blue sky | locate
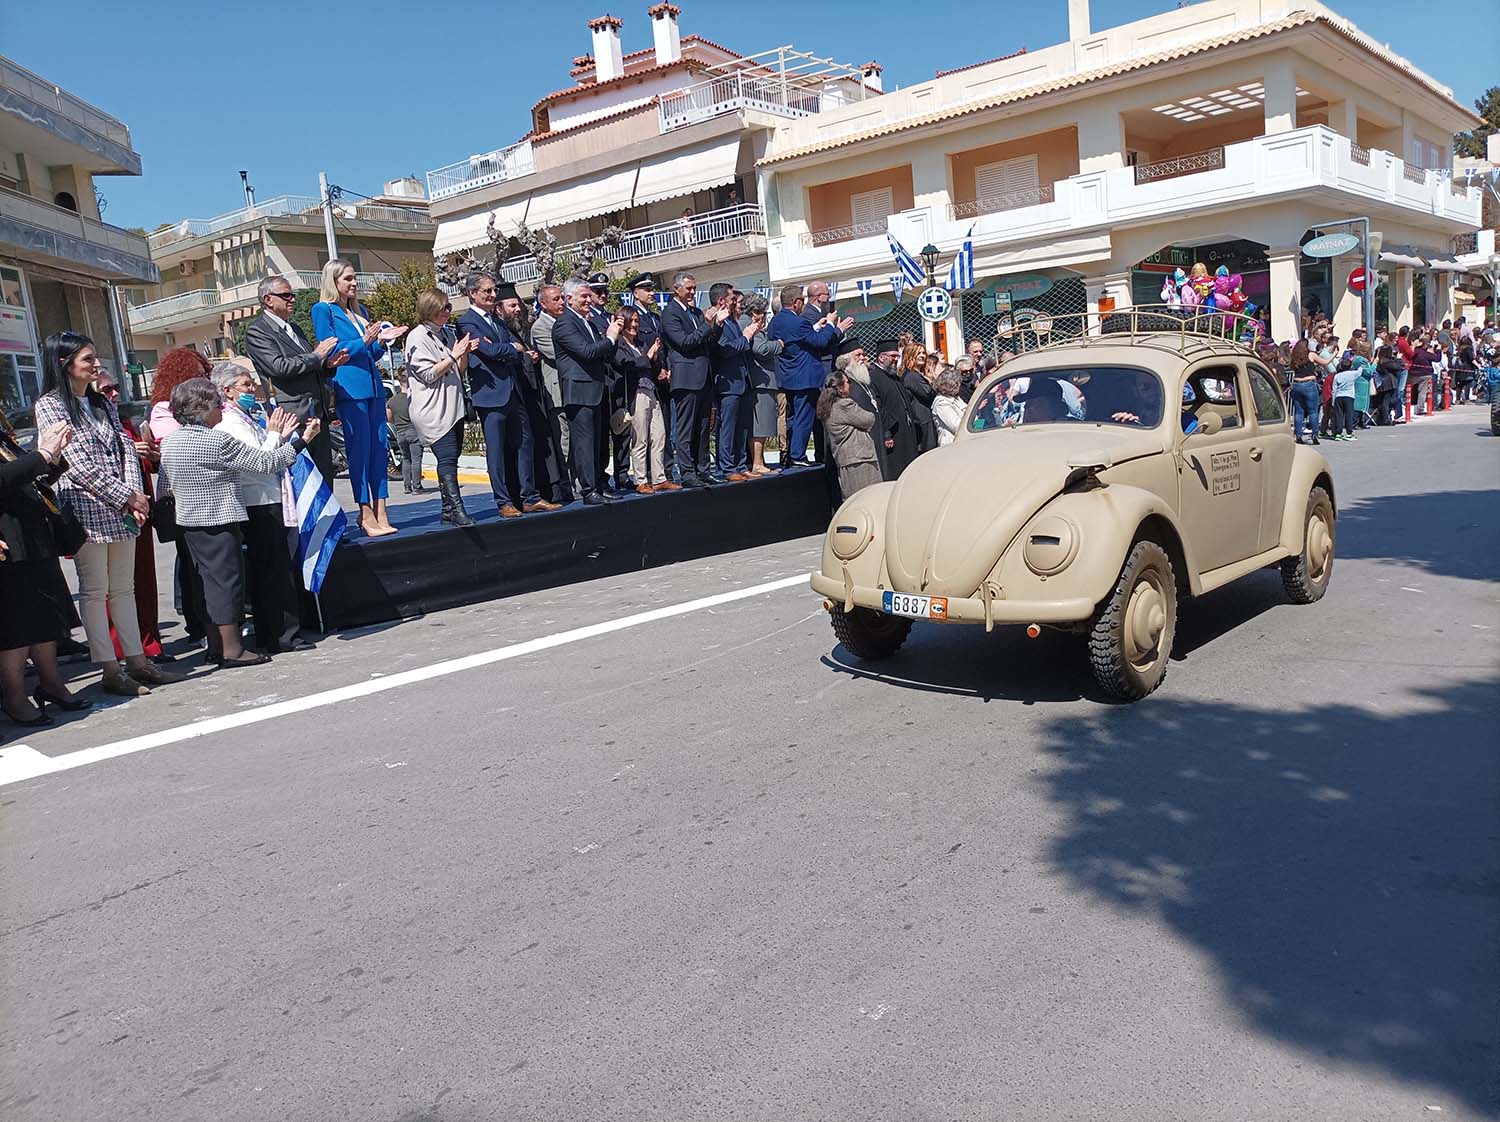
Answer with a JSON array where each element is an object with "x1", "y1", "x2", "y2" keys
[{"x1": 4, "y1": 0, "x2": 1492, "y2": 230}]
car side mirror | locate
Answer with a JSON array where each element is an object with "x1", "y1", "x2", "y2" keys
[{"x1": 1194, "y1": 410, "x2": 1223, "y2": 436}]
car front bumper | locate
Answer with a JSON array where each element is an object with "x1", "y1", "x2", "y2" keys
[{"x1": 808, "y1": 571, "x2": 1096, "y2": 627}]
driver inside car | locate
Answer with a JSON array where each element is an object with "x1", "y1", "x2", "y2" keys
[{"x1": 1004, "y1": 377, "x2": 1069, "y2": 425}]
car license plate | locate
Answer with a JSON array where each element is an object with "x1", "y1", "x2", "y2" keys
[{"x1": 883, "y1": 591, "x2": 948, "y2": 620}]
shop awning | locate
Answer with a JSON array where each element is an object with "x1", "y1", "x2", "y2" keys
[
  {"x1": 1423, "y1": 253, "x2": 1466, "y2": 272},
  {"x1": 524, "y1": 165, "x2": 639, "y2": 231},
  {"x1": 433, "y1": 195, "x2": 532, "y2": 256},
  {"x1": 633, "y1": 137, "x2": 741, "y2": 207},
  {"x1": 1378, "y1": 246, "x2": 1427, "y2": 269}
]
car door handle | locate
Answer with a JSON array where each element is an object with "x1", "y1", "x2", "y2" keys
[{"x1": 1248, "y1": 447, "x2": 1263, "y2": 461}]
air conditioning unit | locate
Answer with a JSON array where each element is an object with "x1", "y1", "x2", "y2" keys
[{"x1": 180, "y1": 260, "x2": 196, "y2": 276}]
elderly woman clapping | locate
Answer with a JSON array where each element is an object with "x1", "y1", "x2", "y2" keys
[
  {"x1": 209, "y1": 361, "x2": 310, "y2": 656},
  {"x1": 159, "y1": 377, "x2": 319, "y2": 668}
]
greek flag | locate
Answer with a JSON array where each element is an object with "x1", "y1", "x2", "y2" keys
[
  {"x1": 945, "y1": 227, "x2": 975, "y2": 292},
  {"x1": 290, "y1": 452, "x2": 347, "y2": 597},
  {"x1": 887, "y1": 234, "x2": 926, "y2": 288},
  {"x1": 891, "y1": 274, "x2": 907, "y2": 303},
  {"x1": 654, "y1": 292, "x2": 670, "y2": 310},
  {"x1": 754, "y1": 284, "x2": 772, "y2": 300},
  {"x1": 855, "y1": 279, "x2": 872, "y2": 307},
  {"x1": 826, "y1": 281, "x2": 840, "y2": 302}
]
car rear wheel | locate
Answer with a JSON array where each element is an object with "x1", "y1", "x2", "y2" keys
[
  {"x1": 1088, "y1": 540, "x2": 1177, "y2": 701},
  {"x1": 1280, "y1": 485, "x2": 1334, "y2": 604},
  {"x1": 830, "y1": 605, "x2": 912, "y2": 660}
]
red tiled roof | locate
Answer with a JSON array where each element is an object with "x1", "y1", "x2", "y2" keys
[{"x1": 935, "y1": 46, "x2": 1027, "y2": 79}]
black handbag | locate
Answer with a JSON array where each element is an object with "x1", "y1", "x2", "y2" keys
[
  {"x1": 46, "y1": 493, "x2": 88, "y2": 556},
  {"x1": 152, "y1": 493, "x2": 181, "y2": 544}
]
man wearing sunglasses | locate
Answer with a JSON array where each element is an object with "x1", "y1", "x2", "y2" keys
[{"x1": 244, "y1": 275, "x2": 348, "y2": 483}]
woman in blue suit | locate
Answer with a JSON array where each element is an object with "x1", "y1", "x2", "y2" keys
[{"x1": 311, "y1": 259, "x2": 407, "y2": 536}]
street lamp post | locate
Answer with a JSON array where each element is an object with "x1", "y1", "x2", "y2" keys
[{"x1": 920, "y1": 243, "x2": 939, "y2": 288}]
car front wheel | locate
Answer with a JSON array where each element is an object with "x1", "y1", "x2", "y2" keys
[
  {"x1": 1088, "y1": 540, "x2": 1177, "y2": 701},
  {"x1": 1280, "y1": 485, "x2": 1334, "y2": 604},
  {"x1": 830, "y1": 605, "x2": 913, "y2": 660}
]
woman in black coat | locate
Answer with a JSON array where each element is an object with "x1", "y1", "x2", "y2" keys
[{"x1": 0, "y1": 410, "x2": 91, "y2": 725}]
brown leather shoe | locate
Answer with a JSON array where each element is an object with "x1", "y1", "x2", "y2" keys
[
  {"x1": 498, "y1": 504, "x2": 524, "y2": 518},
  {"x1": 654, "y1": 481, "x2": 683, "y2": 492},
  {"x1": 726, "y1": 472, "x2": 751, "y2": 482},
  {"x1": 101, "y1": 672, "x2": 150, "y2": 698},
  {"x1": 635, "y1": 484, "x2": 656, "y2": 495},
  {"x1": 523, "y1": 499, "x2": 562, "y2": 512}
]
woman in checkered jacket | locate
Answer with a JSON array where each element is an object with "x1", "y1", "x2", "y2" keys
[
  {"x1": 159, "y1": 378, "x2": 319, "y2": 669},
  {"x1": 33, "y1": 332, "x2": 183, "y2": 698}
]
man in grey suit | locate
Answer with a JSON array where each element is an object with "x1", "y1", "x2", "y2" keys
[
  {"x1": 242, "y1": 275, "x2": 347, "y2": 482},
  {"x1": 528, "y1": 283, "x2": 574, "y2": 504}
]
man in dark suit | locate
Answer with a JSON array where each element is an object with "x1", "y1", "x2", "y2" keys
[
  {"x1": 551, "y1": 277, "x2": 622, "y2": 505},
  {"x1": 800, "y1": 280, "x2": 844, "y2": 467},
  {"x1": 661, "y1": 271, "x2": 729, "y2": 487},
  {"x1": 587, "y1": 271, "x2": 631, "y2": 491},
  {"x1": 456, "y1": 273, "x2": 558, "y2": 518},
  {"x1": 243, "y1": 275, "x2": 347, "y2": 482},
  {"x1": 770, "y1": 285, "x2": 848, "y2": 466},
  {"x1": 707, "y1": 284, "x2": 757, "y2": 481},
  {"x1": 631, "y1": 272, "x2": 675, "y2": 477}
]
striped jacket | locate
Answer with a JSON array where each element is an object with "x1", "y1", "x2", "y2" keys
[
  {"x1": 160, "y1": 424, "x2": 303, "y2": 528},
  {"x1": 32, "y1": 390, "x2": 145, "y2": 544}
]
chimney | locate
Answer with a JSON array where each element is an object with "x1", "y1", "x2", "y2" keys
[
  {"x1": 588, "y1": 15, "x2": 624, "y2": 83},
  {"x1": 1067, "y1": 0, "x2": 1090, "y2": 40},
  {"x1": 648, "y1": 3, "x2": 681, "y2": 66},
  {"x1": 861, "y1": 61, "x2": 883, "y2": 93}
]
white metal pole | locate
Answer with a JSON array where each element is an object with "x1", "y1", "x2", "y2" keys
[{"x1": 319, "y1": 171, "x2": 339, "y2": 260}]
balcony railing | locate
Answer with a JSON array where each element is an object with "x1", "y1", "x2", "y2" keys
[
  {"x1": 1133, "y1": 147, "x2": 1226, "y2": 184},
  {"x1": 1452, "y1": 232, "x2": 1479, "y2": 255},
  {"x1": 800, "y1": 217, "x2": 891, "y2": 249},
  {"x1": 126, "y1": 288, "x2": 219, "y2": 329},
  {"x1": 426, "y1": 140, "x2": 536, "y2": 201},
  {"x1": 0, "y1": 186, "x2": 155, "y2": 277},
  {"x1": 1350, "y1": 143, "x2": 1371, "y2": 166},
  {"x1": 147, "y1": 196, "x2": 432, "y2": 253},
  {"x1": 498, "y1": 204, "x2": 765, "y2": 283},
  {"x1": 1402, "y1": 164, "x2": 1428, "y2": 184},
  {"x1": 126, "y1": 272, "x2": 401, "y2": 331},
  {"x1": 0, "y1": 55, "x2": 132, "y2": 148},
  {"x1": 659, "y1": 71, "x2": 822, "y2": 132},
  {"x1": 949, "y1": 183, "x2": 1056, "y2": 220}
]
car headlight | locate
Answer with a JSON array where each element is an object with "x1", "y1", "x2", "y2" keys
[
  {"x1": 830, "y1": 507, "x2": 873, "y2": 560},
  {"x1": 1023, "y1": 514, "x2": 1079, "y2": 576}
]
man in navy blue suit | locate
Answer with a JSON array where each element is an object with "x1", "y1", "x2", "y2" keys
[
  {"x1": 551, "y1": 277, "x2": 623, "y2": 505},
  {"x1": 456, "y1": 274, "x2": 559, "y2": 517},
  {"x1": 770, "y1": 285, "x2": 850, "y2": 466},
  {"x1": 707, "y1": 283, "x2": 759, "y2": 481},
  {"x1": 661, "y1": 271, "x2": 730, "y2": 487}
]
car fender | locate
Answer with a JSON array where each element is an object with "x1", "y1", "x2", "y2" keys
[
  {"x1": 820, "y1": 482, "x2": 897, "y2": 589},
  {"x1": 1276, "y1": 447, "x2": 1336, "y2": 555},
  {"x1": 988, "y1": 482, "x2": 1202, "y2": 604}
]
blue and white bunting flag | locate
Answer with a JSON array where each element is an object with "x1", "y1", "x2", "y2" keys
[
  {"x1": 619, "y1": 291, "x2": 635, "y2": 307},
  {"x1": 826, "y1": 281, "x2": 840, "y2": 302},
  {"x1": 945, "y1": 226, "x2": 975, "y2": 292},
  {"x1": 887, "y1": 234, "x2": 926, "y2": 288},
  {"x1": 754, "y1": 284, "x2": 772, "y2": 300},
  {"x1": 654, "y1": 292, "x2": 670, "y2": 310},
  {"x1": 855, "y1": 279, "x2": 872, "y2": 307},
  {"x1": 290, "y1": 451, "x2": 347, "y2": 597},
  {"x1": 891, "y1": 274, "x2": 906, "y2": 303}
]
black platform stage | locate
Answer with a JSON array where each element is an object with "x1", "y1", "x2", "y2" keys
[{"x1": 316, "y1": 468, "x2": 833, "y2": 629}]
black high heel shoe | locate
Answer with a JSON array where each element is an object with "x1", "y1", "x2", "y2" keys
[
  {"x1": 33, "y1": 687, "x2": 92, "y2": 713},
  {"x1": 2, "y1": 702, "x2": 52, "y2": 727}
]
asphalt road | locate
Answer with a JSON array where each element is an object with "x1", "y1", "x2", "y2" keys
[{"x1": 3, "y1": 406, "x2": 1497, "y2": 1122}]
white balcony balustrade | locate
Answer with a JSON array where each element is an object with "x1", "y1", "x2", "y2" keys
[
  {"x1": 426, "y1": 141, "x2": 536, "y2": 202},
  {"x1": 125, "y1": 288, "x2": 219, "y2": 330},
  {"x1": 769, "y1": 126, "x2": 1482, "y2": 283},
  {"x1": 147, "y1": 197, "x2": 431, "y2": 253},
  {"x1": 127, "y1": 273, "x2": 400, "y2": 332},
  {"x1": 499, "y1": 204, "x2": 765, "y2": 284},
  {"x1": 659, "y1": 72, "x2": 822, "y2": 132}
]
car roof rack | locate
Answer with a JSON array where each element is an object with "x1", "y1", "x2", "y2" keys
[{"x1": 998, "y1": 306, "x2": 1268, "y2": 361}]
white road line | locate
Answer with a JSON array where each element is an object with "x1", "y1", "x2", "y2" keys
[{"x1": 0, "y1": 573, "x2": 813, "y2": 789}]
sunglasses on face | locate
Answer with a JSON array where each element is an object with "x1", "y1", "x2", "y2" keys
[{"x1": 269, "y1": 291, "x2": 294, "y2": 300}]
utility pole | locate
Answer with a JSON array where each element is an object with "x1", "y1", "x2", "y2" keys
[{"x1": 319, "y1": 170, "x2": 339, "y2": 261}]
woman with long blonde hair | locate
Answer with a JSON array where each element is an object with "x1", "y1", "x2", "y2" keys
[{"x1": 310, "y1": 258, "x2": 407, "y2": 536}]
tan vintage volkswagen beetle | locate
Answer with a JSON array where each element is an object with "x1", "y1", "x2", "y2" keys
[{"x1": 809, "y1": 312, "x2": 1335, "y2": 700}]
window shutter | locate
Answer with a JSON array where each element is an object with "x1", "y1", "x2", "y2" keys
[
  {"x1": 975, "y1": 154, "x2": 1040, "y2": 200},
  {"x1": 850, "y1": 186, "x2": 894, "y2": 230}
]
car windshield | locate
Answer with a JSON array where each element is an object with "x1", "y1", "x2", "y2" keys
[{"x1": 968, "y1": 366, "x2": 1165, "y2": 432}]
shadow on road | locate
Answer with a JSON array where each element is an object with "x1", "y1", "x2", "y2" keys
[
  {"x1": 1336, "y1": 488, "x2": 1499, "y2": 583},
  {"x1": 1037, "y1": 676, "x2": 1500, "y2": 1114}
]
